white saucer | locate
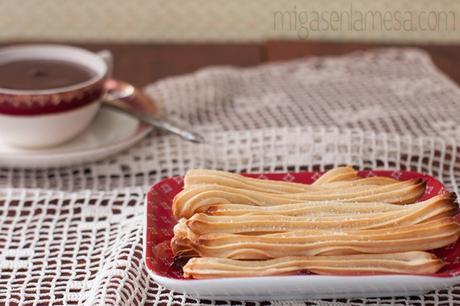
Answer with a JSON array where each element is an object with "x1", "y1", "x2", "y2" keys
[{"x1": 0, "y1": 107, "x2": 151, "y2": 168}]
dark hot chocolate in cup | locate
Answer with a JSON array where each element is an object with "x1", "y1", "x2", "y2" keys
[{"x1": 0, "y1": 59, "x2": 96, "y2": 91}]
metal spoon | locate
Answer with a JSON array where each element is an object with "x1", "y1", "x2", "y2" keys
[{"x1": 101, "y1": 81, "x2": 204, "y2": 144}]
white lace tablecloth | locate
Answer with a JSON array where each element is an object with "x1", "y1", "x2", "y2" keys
[{"x1": 2, "y1": 48, "x2": 460, "y2": 306}]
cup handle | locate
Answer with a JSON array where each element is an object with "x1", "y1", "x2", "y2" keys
[{"x1": 97, "y1": 50, "x2": 113, "y2": 77}]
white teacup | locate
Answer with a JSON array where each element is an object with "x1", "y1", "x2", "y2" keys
[{"x1": 0, "y1": 44, "x2": 112, "y2": 148}]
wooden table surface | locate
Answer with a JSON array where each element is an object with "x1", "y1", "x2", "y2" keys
[{"x1": 8, "y1": 41, "x2": 459, "y2": 87}]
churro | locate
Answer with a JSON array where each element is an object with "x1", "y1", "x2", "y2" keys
[
  {"x1": 183, "y1": 193, "x2": 454, "y2": 235},
  {"x1": 173, "y1": 178, "x2": 425, "y2": 218},
  {"x1": 173, "y1": 217, "x2": 459, "y2": 259},
  {"x1": 183, "y1": 252, "x2": 444, "y2": 279}
]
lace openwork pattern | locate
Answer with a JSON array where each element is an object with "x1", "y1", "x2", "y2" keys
[{"x1": 1, "y1": 49, "x2": 460, "y2": 305}]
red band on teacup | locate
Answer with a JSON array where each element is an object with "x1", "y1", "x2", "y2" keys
[{"x1": 0, "y1": 81, "x2": 104, "y2": 116}]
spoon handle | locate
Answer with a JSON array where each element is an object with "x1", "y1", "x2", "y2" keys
[
  {"x1": 102, "y1": 103, "x2": 204, "y2": 143},
  {"x1": 102, "y1": 79, "x2": 204, "y2": 144}
]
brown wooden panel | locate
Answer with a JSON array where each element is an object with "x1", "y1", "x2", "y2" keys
[
  {"x1": 0, "y1": 42, "x2": 263, "y2": 87},
  {"x1": 266, "y1": 41, "x2": 460, "y2": 85},
  {"x1": 78, "y1": 43, "x2": 263, "y2": 87}
]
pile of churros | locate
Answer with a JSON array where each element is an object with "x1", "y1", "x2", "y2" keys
[{"x1": 170, "y1": 167, "x2": 460, "y2": 279}]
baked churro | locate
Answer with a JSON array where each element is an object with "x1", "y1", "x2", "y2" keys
[
  {"x1": 183, "y1": 252, "x2": 444, "y2": 279},
  {"x1": 167, "y1": 167, "x2": 458, "y2": 278}
]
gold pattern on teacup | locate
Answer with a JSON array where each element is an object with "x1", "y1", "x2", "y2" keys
[{"x1": 0, "y1": 80, "x2": 104, "y2": 108}]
